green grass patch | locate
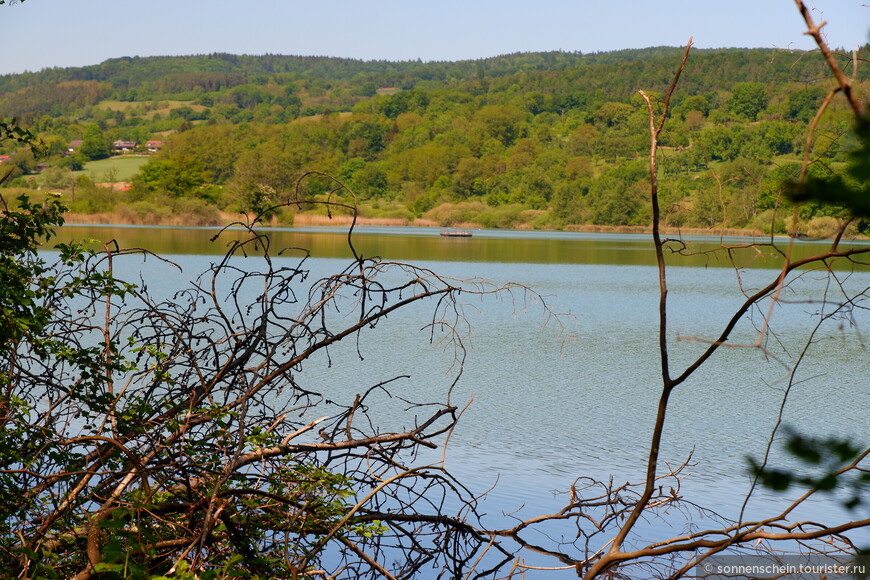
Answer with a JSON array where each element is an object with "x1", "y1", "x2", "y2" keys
[{"x1": 75, "y1": 156, "x2": 151, "y2": 182}]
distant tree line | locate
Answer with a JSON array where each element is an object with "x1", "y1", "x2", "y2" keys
[{"x1": 1, "y1": 46, "x2": 867, "y2": 232}]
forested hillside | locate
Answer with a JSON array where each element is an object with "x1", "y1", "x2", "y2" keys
[{"x1": 1, "y1": 46, "x2": 867, "y2": 233}]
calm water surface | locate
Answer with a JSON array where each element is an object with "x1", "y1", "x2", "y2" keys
[
  {"x1": 58, "y1": 223, "x2": 870, "y2": 268},
  {"x1": 55, "y1": 225, "x2": 870, "y2": 572}
]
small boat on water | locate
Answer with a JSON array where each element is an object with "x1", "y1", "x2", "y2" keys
[{"x1": 439, "y1": 230, "x2": 473, "y2": 237}]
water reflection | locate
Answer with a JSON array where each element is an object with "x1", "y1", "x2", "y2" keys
[{"x1": 56, "y1": 224, "x2": 870, "y2": 269}]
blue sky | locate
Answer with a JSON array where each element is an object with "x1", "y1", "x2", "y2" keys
[{"x1": 1, "y1": 0, "x2": 867, "y2": 75}]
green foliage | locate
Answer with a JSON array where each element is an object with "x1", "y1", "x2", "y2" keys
[
  {"x1": 342, "y1": 118, "x2": 393, "y2": 159},
  {"x1": 594, "y1": 102, "x2": 634, "y2": 127},
  {"x1": 133, "y1": 154, "x2": 208, "y2": 197},
  {"x1": 0, "y1": 148, "x2": 37, "y2": 183},
  {"x1": 785, "y1": 86, "x2": 827, "y2": 122},
  {"x1": 0, "y1": 118, "x2": 41, "y2": 152},
  {"x1": 0, "y1": 80, "x2": 109, "y2": 119},
  {"x1": 79, "y1": 123, "x2": 111, "y2": 160},
  {"x1": 377, "y1": 89, "x2": 429, "y2": 118},
  {"x1": 38, "y1": 165, "x2": 72, "y2": 189},
  {"x1": 786, "y1": 117, "x2": 870, "y2": 219},
  {"x1": 589, "y1": 173, "x2": 650, "y2": 225},
  {"x1": 0, "y1": 194, "x2": 63, "y2": 346},
  {"x1": 728, "y1": 82, "x2": 769, "y2": 121},
  {"x1": 475, "y1": 105, "x2": 526, "y2": 147},
  {"x1": 58, "y1": 151, "x2": 86, "y2": 171},
  {"x1": 697, "y1": 124, "x2": 742, "y2": 161},
  {"x1": 677, "y1": 94, "x2": 711, "y2": 117},
  {"x1": 749, "y1": 427, "x2": 869, "y2": 511},
  {"x1": 2, "y1": 47, "x2": 866, "y2": 230}
]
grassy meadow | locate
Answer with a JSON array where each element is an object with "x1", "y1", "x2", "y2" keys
[{"x1": 75, "y1": 155, "x2": 151, "y2": 182}]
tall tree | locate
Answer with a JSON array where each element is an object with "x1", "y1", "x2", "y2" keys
[
  {"x1": 79, "y1": 124, "x2": 111, "y2": 160},
  {"x1": 728, "y1": 81, "x2": 769, "y2": 121}
]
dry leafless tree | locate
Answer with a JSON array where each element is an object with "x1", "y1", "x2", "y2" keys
[{"x1": 488, "y1": 3, "x2": 869, "y2": 578}]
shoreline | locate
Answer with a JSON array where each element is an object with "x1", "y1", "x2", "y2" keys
[{"x1": 62, "y1": 211, "x2": 767, "y2": 238}]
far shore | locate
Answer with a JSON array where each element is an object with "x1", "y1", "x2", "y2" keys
[{"x1": 61, "y1": 211, "x2": 770, "y2": 238}]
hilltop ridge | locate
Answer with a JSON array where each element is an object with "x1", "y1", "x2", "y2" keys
[{"x1": 1, "y1": 46, "x2": 867, "y2": 234}]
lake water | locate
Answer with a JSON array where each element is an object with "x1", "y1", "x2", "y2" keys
[{"x1": 54, "y1": 225, "x2": 870, "y2": 575}]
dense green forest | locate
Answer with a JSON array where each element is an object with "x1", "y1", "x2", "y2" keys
[{"x1": 1, "y1": 47, "x2": 868, "y2": 233}]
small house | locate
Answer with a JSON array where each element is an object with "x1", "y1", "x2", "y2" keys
[
  {"x1": 146, "y1": 140, "x2": 164, "y2": 153},
  {"x1": 112, "y1": 140, "x2": 138, "y2": 152}
]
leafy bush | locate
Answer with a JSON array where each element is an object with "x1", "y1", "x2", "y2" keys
[{"x1": 805, "y1": 215, "x2": 841, "y2": 238}]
